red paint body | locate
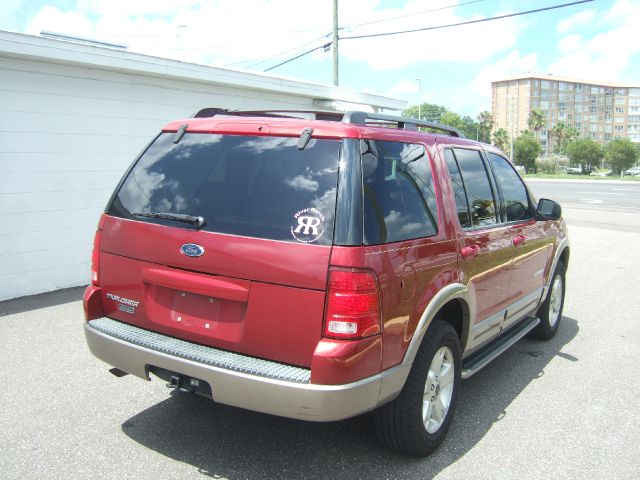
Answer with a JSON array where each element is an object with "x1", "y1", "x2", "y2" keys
[{"x1": 84, "y1": 115, "x2": 565, "y2": 385}]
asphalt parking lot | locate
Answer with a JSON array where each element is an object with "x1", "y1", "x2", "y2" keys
[{"x1": 1, "y1": 180, "x2": 639, "y2": 480}]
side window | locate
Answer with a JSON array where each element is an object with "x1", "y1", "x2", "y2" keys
[
  {"x1": 361, "y1": 140, "x2": 438, "y2": 245},
  {"x1": 452, "y1": 148, "x2": 498, "y2": 227},
  {"x1": 487, "y1": 153, "x2": 532, "y2": 222},
  {"x1": 444, "y1": 149, "x2": 472, "y2": 228}
]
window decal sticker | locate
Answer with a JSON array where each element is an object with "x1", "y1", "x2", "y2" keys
[{"x1": 291, "y1": 208, "x2": 325, "y2": 244}]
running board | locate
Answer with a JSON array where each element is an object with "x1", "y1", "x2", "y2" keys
[{"x1": 461, "y1": 316, "x2": 540, "y2": 379}]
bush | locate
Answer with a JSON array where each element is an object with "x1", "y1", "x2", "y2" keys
[
  {"x1": 606, "y1": 138, "x2": 638, "y2": 175},
  {"x1": 514, "y1": 134, "x2": 541, "y2": 173},
  {"x1": 566, "y1": 138, "x2": 603, "y2": 174},
  {"x1": 535, "y1": 155, "x2": 569, "y2": 174}
]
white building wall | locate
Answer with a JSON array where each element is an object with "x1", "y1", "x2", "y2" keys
[{"x1": 0, "y1": 32, "x2": 404, "y2": 301}]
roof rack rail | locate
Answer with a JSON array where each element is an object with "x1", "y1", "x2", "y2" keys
[
  {"x1": 342, "y1": 111, "x2": 465, "y2": 138},
  {"x1": 192, "y1": 108, "x2": 465, "y2": 138},
  {"x1": 193, "y1": 108, "x2": 343, "y2": 121}
]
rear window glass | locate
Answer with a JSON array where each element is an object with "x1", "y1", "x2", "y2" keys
[
  {"x1": 109, "y1": 133, "x2": 340, "y2": 245},
  {"x1": 444, "y1": 149, "x2": 472, "y2": 228},
  {"x1": 361, "y1": 139, "x2": 438, "y2": 245}
]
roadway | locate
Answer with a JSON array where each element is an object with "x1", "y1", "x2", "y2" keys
[
  {"x1": 527, "y1": 178, "x2": 640, "y2": 233},
  {"x1": 527, "y1": 178, "x2": 640, "y2": 212}
]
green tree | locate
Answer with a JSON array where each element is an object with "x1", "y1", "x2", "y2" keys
[
  {"x1": 403, "y1": 103, "x2": 478, "y2": 138},
  {"x1": 403, "y1": 103, "x2": 448, "y2": 122},
  {"x1": 527, "y1": 109, "x2": 545, "y2": 132},
  {"x1": 460, "y1": 115, "x2": 478, "y2": 140},
  {"x1": 492, "y1": 128, "x2": 509, "y2": 153},
  {"x1": 549, "y1": 123, "x2": 579, "y2": 154},
  {"x1": 605, "y1": 138, "x2": 639, "y2": 175},
  {"x1": 437, "y1": 111, "x2": 477, "y2": 139},
  {"x1": 477, "y1": 111, "x2": 494, "y2": 143},
  {"x1": 514, "y1": 132, "x2": 541, "y2": 173},
  {"x1": 566, "y1": 138, "x2": 603, "y2": 174}
]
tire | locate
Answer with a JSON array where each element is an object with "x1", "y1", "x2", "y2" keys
[
  {"x1": 530, "y1": 262, "x2": 566, "y2": 340},
  {"x1": 374, "y1": 320, "x2": 462, "y2": 457}
]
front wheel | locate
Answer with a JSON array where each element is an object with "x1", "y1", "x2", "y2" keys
[
  {"x1": 374, "y1": 320, "x2": 461, "y2": 457},
  {"x1": 531, "y1": 262, "x2": 566, "y2": 340}
]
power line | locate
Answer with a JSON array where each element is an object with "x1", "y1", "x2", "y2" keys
[
  {"x1": 342, "y1": 0, "x2": 594, "y2": 40},
  {"x1": 256, "y1": 0, "x2": 594, "y2": 73},
  {"x1": 247, "y1": 33, "x2": 331, "y2": 69},
  {"x1": 350, "y1": 0, "x2": 488, "y2": 29},
  {"x1": 222, "y1": 33, "x2": 330, "y2": 68},
  {"x1": 264, "y1": 42, "x2": 331, "y2": 72}
]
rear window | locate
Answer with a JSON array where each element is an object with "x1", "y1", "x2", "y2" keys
[{"x1": 109, "y1": 133, "x2": 340, "y2": 245}]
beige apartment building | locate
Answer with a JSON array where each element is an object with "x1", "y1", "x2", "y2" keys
[{"x1": 492, "y1": 74, "x2": 640, "y2": 155}]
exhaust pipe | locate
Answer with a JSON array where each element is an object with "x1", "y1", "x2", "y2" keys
[{"x1": 109, "y1": 367, "x2": 129, "y2": 378}]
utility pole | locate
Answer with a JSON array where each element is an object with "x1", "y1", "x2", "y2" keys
[{"x1": 332, "y1": 0, "x2": 339, "y2": 86}]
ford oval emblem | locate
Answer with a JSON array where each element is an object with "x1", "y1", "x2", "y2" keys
[{"x1": 180, "y1": 243, "x2": 204, "y2": 257}]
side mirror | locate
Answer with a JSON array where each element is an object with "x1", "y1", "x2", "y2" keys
[{"x1": 536, "y1": 198, "x2": 562, "y2": 221}]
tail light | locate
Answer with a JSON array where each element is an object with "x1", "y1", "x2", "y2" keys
[
  {"x1": 324, "y1": 268, "x2": 381, "y2": 339},
  {"x1": 91, "y1": 215, "x2": 106, "y2": 286}
]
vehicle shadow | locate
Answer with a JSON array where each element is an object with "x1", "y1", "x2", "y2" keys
[{"x1": 122, "y1": 317, "x2": 579, "y2": 480}]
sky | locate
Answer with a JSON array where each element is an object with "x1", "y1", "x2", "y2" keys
[{"x1": 1, "y1": 0, "x2": 638, "y2": 117}]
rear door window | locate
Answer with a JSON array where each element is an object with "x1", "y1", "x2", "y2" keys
[
  {"x1": 451, "y1": 148, "x2": 498, "y2": 227},
  {"x1": 361, "y1": 139, "x2": 438, "y2": 245},
  {"x1": 109, "y1": 133, "x2": 340, "y2": 245},
  {"x1": 444, "y1": 149, "x2": 472, "y2": 228}
]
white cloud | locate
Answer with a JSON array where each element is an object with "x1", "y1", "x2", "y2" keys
[
  {"x1": 383, "y1": 80, "x2": 436, "y2": 109},
  {"x1": 28, "y1": 6, "x2": 95, "y2": 38},
  {"x1": 557, "y1": 34, "x2": 583, "y2": 54},
  {"x1": 557, "y1": 9, "x2": 596, "y2": 33},
  {"x1": 389, "y1": 79, "x2": 419, "y2": 95},
  {"x1": 472, "y1": 50, "x2": 539, "y2": 97},
  {"x1": 549, "y1": 0, "x2": 640, "y2": 81},
  {"x1": 340, "y1": 2, "x2": 524, "y2": 70},
  {"x1": 26, "y1": 0, "x2": 338, "y2": 66},
  {"x1": 24, "y1": 0, "x2": 524, "y2": 71}
]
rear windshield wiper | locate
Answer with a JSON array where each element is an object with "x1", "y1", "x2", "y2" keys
[{"x1": 132, "y1": 212, "x2": 205, "y2": 228}]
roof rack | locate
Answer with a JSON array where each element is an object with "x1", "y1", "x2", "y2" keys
[
  {"x1": 192, "y1": 108, "x2": 465, "y2": 138},
  {"x1": 342, "y1": 111, "x2": 465, "y2": 138}
]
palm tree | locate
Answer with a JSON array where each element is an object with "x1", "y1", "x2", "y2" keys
[
  {"x1": 527, "y1": 109, "x2": 545, "y2": 132},
  {"x1": 493, "y1": 128, "x2": 509, "y2": 153},
  {"x1": 550, "y1": 123, "x2": 578, "y2": 155}
]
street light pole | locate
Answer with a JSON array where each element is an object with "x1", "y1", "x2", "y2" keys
[
  {"x1": 416, "y1": 78, "x2": 422, "y2": 119},
  {"x1": 332, "y1": 0, "x2": 339, "y2": 86},
  {"x1": 176, "y1": 25, "x2": 187, "y2": 61}
]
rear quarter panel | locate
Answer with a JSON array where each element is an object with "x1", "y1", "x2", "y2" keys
[{"x1": 329, "y1": 135, "x2": 460, "y2": 370}]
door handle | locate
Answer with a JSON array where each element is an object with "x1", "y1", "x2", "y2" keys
[
  {"x1": 461, "y1": 245, "x2": 480, "y2": 260},
  {"x1": 513, "y1": 234, "x2": 527, "y2": 247}
]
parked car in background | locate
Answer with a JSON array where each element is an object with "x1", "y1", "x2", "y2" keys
[
  {"x1": 514, "y1": 164, "x2": 526, "y2": 173},
  {"x1": 566, "y1": 166, "x2": 582, "y2": 174},
  {"x1": 624, "y1": 166, "x2": 640, "y2": 176},
  {"x1": 83, "y1": 109, "x2": 569, "y2": 457}
]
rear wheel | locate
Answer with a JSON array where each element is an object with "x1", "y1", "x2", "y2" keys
[
  {"x1": 374, "y1": 320, "x2": 461, "y2": 456},
  {"x1": 531, "y1": 262, "x2": 566, "y2": 340}
]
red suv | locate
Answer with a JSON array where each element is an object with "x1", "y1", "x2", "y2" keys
[{"x1": 83, "y1": 109, "x2": 569, "y2": 456}]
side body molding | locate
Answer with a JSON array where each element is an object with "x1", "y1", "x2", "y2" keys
[{"x1": 378, "y1": 283, "x2": 473, "y2": 403}]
